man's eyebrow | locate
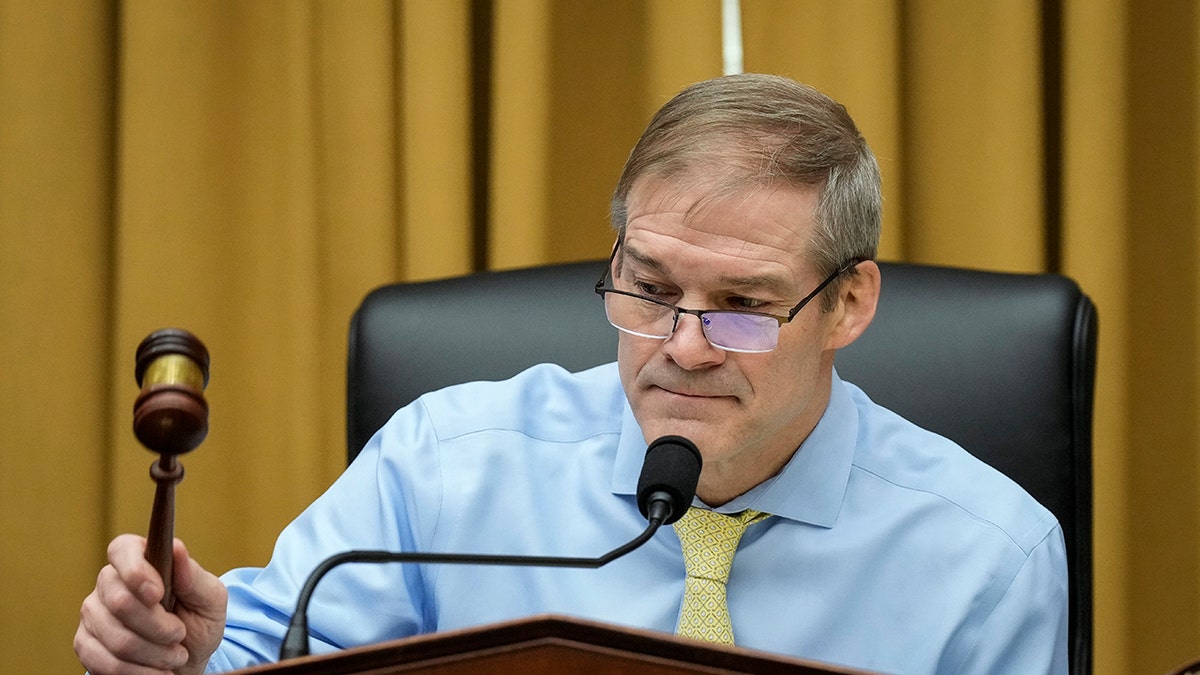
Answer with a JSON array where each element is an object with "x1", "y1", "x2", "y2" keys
[
  {"x1": 716, "y1": 273, "x2": 793, "y2": 296},
  {"x1": 617, "y1": 244, "x2": 667, "y2": 275}
]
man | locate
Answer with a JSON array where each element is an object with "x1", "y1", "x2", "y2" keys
[{"x1": 76, "y1": 73, "x2": 1068, "y2": 675}]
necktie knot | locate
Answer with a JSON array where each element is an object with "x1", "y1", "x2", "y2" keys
[{"x1": 673, "y1": 507, "x2": 767, "y2": 644}]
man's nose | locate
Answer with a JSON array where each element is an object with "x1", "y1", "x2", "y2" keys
[{"x1": 662, "y1": 313, "x2": 725, "y2": 370}]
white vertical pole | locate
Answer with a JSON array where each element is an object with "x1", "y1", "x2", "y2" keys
[{"x1": 721, "y1": 0, "x2": 744, "y2": 75}]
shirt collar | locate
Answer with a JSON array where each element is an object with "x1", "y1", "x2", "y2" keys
[{"x1": 612, "y1": 369, "x2": 857, "y2": 529}]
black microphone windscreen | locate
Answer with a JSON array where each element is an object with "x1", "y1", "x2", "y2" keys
[{"x1": 636, "y1": 435, "x2": 702, "y2": 524}]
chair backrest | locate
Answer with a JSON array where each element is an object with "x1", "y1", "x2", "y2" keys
[{"x1": 346, "y1": 259, "x2": 1096, "y2": 675}]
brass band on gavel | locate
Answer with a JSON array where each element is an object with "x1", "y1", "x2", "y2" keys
[{"x1": 134, "y1": 329, "x2": 211, "y2": 457}]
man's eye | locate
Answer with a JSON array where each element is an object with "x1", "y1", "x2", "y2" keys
[
  {"x1": 635, "y1": 281, "x2": 672, "y2": 298},
  {"x1": 729, "y1": 296, "x2": 768, "y2": 310}
]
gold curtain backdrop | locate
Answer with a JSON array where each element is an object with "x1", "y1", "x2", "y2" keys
[{"x1": 0, "y1": 1, "x2": 1185, "y2": 673}]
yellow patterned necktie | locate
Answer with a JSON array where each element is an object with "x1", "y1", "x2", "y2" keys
[{"x1": 673, "y1": 507, "x2": 768, "y2": 644}]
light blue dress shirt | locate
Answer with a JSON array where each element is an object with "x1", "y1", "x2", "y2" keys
[{"x1": 208, "y1": 362, "x2": 1068, "y2": 674}]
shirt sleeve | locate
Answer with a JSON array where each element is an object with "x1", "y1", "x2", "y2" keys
[
  {"x1": 205, "y1": 398, "x2": 445, "y2": 672},
  {"x1": 948, "y1": 523, "x2": 1070, "y2": 675}
]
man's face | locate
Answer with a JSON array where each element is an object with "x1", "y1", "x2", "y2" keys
[{"x1": 615, "y1": 176, "x2": 848, "y2": 505}]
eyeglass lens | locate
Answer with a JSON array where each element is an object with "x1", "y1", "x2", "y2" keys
[{"x1": 602, "y1": 293, "x2": 779, "y2": 353}]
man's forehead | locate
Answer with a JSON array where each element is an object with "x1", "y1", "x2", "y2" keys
[
  {"x1": 622, "y1": 175, "x2": 817, "y2": 267},
  {"x1": 624, "y1": 172, "x2": 747, "y2": 221},
  {"x1": 625, "y1": 171, "x2": 818, "y2": 224}
]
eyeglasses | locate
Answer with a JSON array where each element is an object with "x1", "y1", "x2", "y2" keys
[{"x1": 594, "y1": 242, "x2": 863, "y2": 353}]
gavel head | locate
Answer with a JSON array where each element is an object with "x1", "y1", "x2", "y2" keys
[{"x1": 133, "y1": 328, "x2": 210, "y2": 456}]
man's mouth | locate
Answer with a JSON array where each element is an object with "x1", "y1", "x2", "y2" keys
[{"x1": 653, "y1": 384, "x2": 727, "y2": 399}]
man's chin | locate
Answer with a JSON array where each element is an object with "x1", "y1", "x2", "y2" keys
[{"x1": 639, "y1": 417, "x2": 725, "y2": 454}]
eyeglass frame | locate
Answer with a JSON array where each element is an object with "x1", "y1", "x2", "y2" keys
[{"x1": 593, "y1": 237, "x2": 866, "y2": 353}]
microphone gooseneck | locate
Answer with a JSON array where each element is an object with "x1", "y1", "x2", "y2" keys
[{"x1": 279, "y1": 435, "x2": 703, "y2": 661}]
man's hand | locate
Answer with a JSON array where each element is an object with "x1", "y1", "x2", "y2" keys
[{"x1": 75, "y1": 535, "x2": 228, "y2": 675}]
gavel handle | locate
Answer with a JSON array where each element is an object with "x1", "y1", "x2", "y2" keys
[{"x1": 145, "y1": 454, "x2": 183, "y2": 611}]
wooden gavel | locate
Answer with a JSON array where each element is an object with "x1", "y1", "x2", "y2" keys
[{"x1": 132, "y1": 328, "x2": 210, "y2": 611}]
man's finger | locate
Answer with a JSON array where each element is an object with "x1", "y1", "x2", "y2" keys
[
  {"x1": 107, "y1": 534, "x2": 162, "y2": 606},
  {"x1": 93, "y1": 565, "x2": 187, "y2": 646},
  {"x1": 171, "y1": 539, "x2": 229, "y2": 618},
  {"x1": 78, "y1": 590, "x2": 188, "y2": 673}
]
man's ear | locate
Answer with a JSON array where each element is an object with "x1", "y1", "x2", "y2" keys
[{"x1": 826, "y1": 260, "x2": 880, "y2": 351}]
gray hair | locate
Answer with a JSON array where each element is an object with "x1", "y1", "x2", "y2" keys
[{"x1": 610, "y1": 74, "x2": 881, "y2": 308}]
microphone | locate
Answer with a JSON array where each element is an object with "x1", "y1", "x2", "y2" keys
[
  {"x1": 636, "y1": 435, "x2": 702, "y2": 525},
  {"x1": 278, "y1": 435, "x2": 702, "y2": 661}
]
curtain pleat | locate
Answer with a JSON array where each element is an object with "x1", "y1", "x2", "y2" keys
[
  {"x1": 0, "y1": 4, "x2": 116, "y2": 674},
  {"x1": 399, "y1": 0, "x2": 473, "y2": 280},
  {"x1": 0, "y1": 1, "x2": 1193, "y2": 673},
  {"x1": 1123, "y1": 4, "x2": 1200, "y2": 672}
]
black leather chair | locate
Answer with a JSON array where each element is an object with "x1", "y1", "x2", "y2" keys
[
  {"x1": 346, "y1": 259, "x2": 1097, "y2": 675},
  {"x1": 1169, "y1": 657, "x2": 1200, "y2": 675}
]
